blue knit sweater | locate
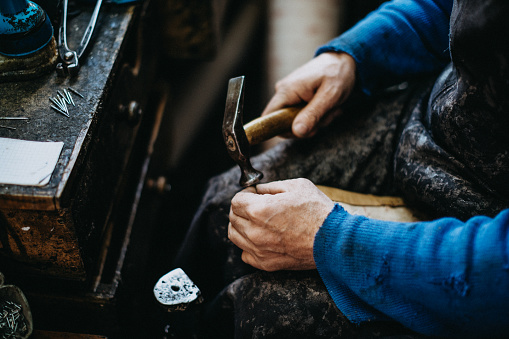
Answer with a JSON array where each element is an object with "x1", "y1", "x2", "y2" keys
[
  {"x1": 314, "y1": 205, "x2": 509, "y2": 337},
  {"x1": 316, "y1": 0, "x2": 452, "y2": 96},
  {"x1": 313, "y1": 0, "x2": 509, "y2": 337}
]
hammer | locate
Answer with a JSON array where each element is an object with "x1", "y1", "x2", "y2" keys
[
  {"x1": 222, "y1": 76, "x2": 302, "y2": 187},
  {"x1": 221, "y1": 76, "x2": 419, "y2": 219}
]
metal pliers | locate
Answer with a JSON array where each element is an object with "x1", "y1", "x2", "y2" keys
[{"x1": 56, "y1": 0, "x2": 103, "y2": 77}]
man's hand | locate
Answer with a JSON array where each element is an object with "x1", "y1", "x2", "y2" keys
[
  {"x1": 262, "y1": 52, "x2": 356, "y2": 138},
  {"x1": 228, "y1": 178, "x2": 335, "y2": 271}
]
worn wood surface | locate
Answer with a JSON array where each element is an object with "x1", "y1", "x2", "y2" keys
[{"x1": 0, "y1": 4, "x2": 136, "y2": 211}]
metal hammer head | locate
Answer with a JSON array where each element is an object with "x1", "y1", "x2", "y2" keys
[{"x1": 222, "y1": 76, "x2": 263, "y2": 187}]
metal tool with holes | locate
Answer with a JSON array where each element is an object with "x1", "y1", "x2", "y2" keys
[
  {"x1": 56, "y1": 0, "x2": 103, "y2": 76},
  {"x1": 153, "y1": 268, "x2": 203, "y2": 312}
]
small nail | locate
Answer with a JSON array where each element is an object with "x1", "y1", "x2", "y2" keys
[
  {"x1": 51, "y1": 105, "x2": 70, "y2": 117},
  {"x1": 64, "y1": 88, "x2": 75, "y2": 106},
  {"x1": 59, "y1": 97, "x2": 68, "y2": 113},
  {"x1": 68, "y1": 87, "x2": 84, "y2": 98},
  {"x1": 58, "y1": 90, "x2": 72, "y2": 106},
  {"x1": 50, "y1": 97, "x2": 65, "y2": 111}
]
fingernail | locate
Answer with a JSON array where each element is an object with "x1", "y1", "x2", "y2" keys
[{"x1": 294, "y1": 123, "x2": 309, "y2": 137}]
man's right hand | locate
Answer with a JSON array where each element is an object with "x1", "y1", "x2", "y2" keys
[{"x1": 262, "y1": 52, "x2": 357, "y2": 138}]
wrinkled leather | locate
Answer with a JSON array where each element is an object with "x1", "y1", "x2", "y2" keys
[{"x1": 395, "y1": 0, "x2": 509, "y2": 220}]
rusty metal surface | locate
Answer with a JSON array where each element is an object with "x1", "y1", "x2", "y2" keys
[
  {"x1": 0, "y1": 3, "x2": 136, "y2": 211},
  {"x1": 1, "y1": 208, "x2": 85, "y2": 278}
]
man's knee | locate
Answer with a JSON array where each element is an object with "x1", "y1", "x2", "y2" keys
[{"x1": 223, "y1": 271, "x2": 351, "y2": 338}]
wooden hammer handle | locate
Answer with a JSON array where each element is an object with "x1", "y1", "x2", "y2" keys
[{"x1": 244, "y1": 106, "x2": 303, "y2": 145}]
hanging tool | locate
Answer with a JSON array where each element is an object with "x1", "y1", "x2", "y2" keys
[{"x1": 56, "y1": 0, "x2": 103, "y2": 76}]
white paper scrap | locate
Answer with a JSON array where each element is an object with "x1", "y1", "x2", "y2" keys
[{"x1": 0, "y1": 137, "x2": 64, "y2": 186}]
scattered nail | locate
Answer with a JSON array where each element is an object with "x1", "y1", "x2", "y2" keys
[
  {"x1": 64, "y1": 88, "x2": 75, "y2": 106},
  {"x1": 68, "y1": 87, "x2": 84, "y2": 98},
  {"x1": 49, "y1": 97, "x2": 66, "y2": 112},
  {"x1": 59, "y1": 96, "x2": 68, "y2": 113},
  {"x1": 51, "y1": 105, "x2": 70, "y2": 117},
  {"x1": 49, "y1": 87, "x2": 84, "y2": 117}
]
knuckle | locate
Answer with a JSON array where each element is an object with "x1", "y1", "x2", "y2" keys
[
  {"x1": 259, "y1": 261, "x2": 274, "y2": 272},
  {"x1": 274, "y1": 79, "x2": 283, "y2": 91},
  {"x1": 299, "y1": 108, "x2": 322, "y2": 127},
  {"x1": 231, "y1": 192, "x2": 244, "y2": 206},
  {"x1": 254, "y1": 249, "x2": 266, "y2": 258},
  {"x1": 274, "y1": 78, "x2": 290, "y2": 92},
  {"x1": 262, "y1": 260, "x2": 281, "y2": 272},
  {"x1": 242, "y1": 204, "x2": 255, "y2": 220},
  {"x1": 273, "y1": 81, "x2": 304, "y2": 106},
  {"x1": 227, "y1": 224, "x2": 233, "y2": 240},
  {"x1": 245, "y1": 205, "x2": 264, "y2": 223},
  {"x1": 241, "y1": 251, "x2": 251, "y2": 265},
  {"x1": 294, "y1": 177, "x2": 311, "y2": 187},
  {"x1": 230, "y1": 197, "x2": 239, "y2": 212}
]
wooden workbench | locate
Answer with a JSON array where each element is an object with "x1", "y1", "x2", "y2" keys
[{"x1": 0, "y1": 1, "x2": 160, "y2": 285}]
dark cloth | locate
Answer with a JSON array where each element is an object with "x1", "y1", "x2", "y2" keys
[
  {"x1": 394, "y1": 0, "x2": 509, "y2": 219},
  {"x1": 203, "y1": 271, "x2": 419, "y2": 338}
]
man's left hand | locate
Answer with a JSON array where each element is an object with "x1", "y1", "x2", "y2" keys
[{"x1": 228, "y1": 178, "x2": 335, "y2": 271}]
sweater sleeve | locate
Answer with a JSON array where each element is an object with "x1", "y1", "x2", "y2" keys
[
  {"x1": 314, "y1": 204, "x2": 509, "y2": 338},
  {"x1": 316, "y1": 0, "x2": 453, "y2": 96}
]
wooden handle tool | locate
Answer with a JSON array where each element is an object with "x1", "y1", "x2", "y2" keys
[{"x1": 244, "y1": 106, "x2": 303, "y2": 145}]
